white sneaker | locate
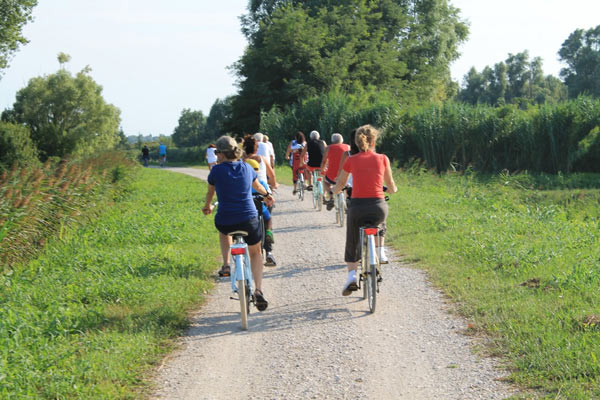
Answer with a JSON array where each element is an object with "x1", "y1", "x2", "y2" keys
[{"x1": 379, "y1": 247, "x2": 389, "y2": 264}]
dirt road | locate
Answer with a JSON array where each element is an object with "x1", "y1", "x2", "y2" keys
[{"x1": 153, "y1": 167, "x2": 516, "y2": 399}]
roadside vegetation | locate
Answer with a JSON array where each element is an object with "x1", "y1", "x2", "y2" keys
[
  {"x1": 386, "y1": 169, "x2": 600, "y2": 399},
  {"x1": 0, "y1": 167, "x2": 219, "y2": 398}
]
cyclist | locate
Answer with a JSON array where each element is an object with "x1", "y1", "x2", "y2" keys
[
  {"x1": 202, "y1": 135, "x2": 274, "y2": 311},
  {"x1": 285, "y1": 131, "x2": 307, "y2": 195},
  {"x1": 263, "y1": 135, "x2": 276, "y2": 169},
  {"x1": 158, "y1": 142, "x2": 167, "y2": 167},
  {"x1": 245, "y1": 158, "x2": 277, "y2": 266},
  {"x1": 254, "y1": 132, "x2": 275, "y2": 169},
  {"x1": 332, "y1": 125, "x2": 397, "y2": 296},
  {"x1": 320, "y1": 133, "x2": 350, "y2": 209},
  {"x1": 301, "y1": 130, "x2": 327, "y2": 190}
]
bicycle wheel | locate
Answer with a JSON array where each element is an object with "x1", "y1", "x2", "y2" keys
[
  {"x1": 366, "y1": 237, "x2": 377, "y2": 313},
  {"x1": 361, "y1": 233, "x2": 368, "y2": 300},
  {"x1": 317, "y1": 183, "x2": 323, "y2": 212},
  {"x1": 298, "y1": 175, "x2": 304, "y2": 201},
  {"x1": 235, "y1": 255, "x2": 249, "y2": 330},
  {"x1": 259, "y1": 215, "x2": 265, "y2": 256},
  {"x1": 312, "y1": 183, "x2": 317, "y2": 208}
]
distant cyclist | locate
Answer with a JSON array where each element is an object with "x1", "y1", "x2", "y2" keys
[
  {"x1": 332, "y1": 125, "x2": 397, "y2": 296},
  {"x1": 301, "y1": 130, "x2": 327, "y2": 190},
  {"x1": 285, "y1": 131, "x2": 307, "y2": 195},
  {"x1": 320, "y1": 133, "x2": 350, "y2": 209},
  {"x1": 141, "y1": 145, "x2": 150, "y2": 167},
  {"x1": 202, "y1": 136, "x2": 274, "y2": 311},
  {"x1": 158, "y1": 142, "x2": 167, "y2": 167},
  {"x1": 206, "y1": 144, "x2": 217, "y2": 170}
]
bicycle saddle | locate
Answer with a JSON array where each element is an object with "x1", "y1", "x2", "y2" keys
[{"x1": 228, "y1": 230, "x2": 248, "y2": 237}]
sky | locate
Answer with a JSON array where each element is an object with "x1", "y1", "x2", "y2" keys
[{"x1": 0, "y1": 0, "x2": 599, "y2": 136}]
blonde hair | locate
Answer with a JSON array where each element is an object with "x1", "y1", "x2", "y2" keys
[
  {"x1": 355, "y1": 124, "x2": 379, "y2": 152},
  {"x1": 216, "y1": 135, "x2": 243, "y2": 160}
]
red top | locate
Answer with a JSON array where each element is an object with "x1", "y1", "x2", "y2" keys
[
  {"x1": 325, "y1": 143, "x2": 350, "y2": 181},
  {"x1": 342, "y1": 151, "x2": 389, "y2": 198}
]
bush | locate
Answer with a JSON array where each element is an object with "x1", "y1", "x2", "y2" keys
[{"x1": 0, "y1": 122, "x2": 40, "y2": 168}]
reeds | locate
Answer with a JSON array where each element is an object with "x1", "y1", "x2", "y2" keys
[{"x1": 0, "y1": 152, "x2": 135, "y2": 269}]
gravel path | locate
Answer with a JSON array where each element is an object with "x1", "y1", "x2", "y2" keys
[{"x1": 153, "y1": 167, "x2": 517, "y2": 399}]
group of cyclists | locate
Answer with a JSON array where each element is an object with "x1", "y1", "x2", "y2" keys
[{"x1": 202, "y1": 124, "x2": 397, "y2": 312}]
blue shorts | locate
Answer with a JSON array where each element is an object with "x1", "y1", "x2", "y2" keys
[
  {"x1": 215, "y1": 216, "x2": 262, "y2": 246},
  {"x1": 262, "y1": 204, "x2": 271, "y2": 221}
]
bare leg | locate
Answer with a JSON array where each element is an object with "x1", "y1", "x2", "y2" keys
[
  {"x1": 346, "y1": 261, "x2": 359, "y2": 272},
  {"x1": 219, "y1": 233, "x2": 232, "y2": 266},
  {"x1": 248, "y1": 242, "x2": 264, "y2": 291}
]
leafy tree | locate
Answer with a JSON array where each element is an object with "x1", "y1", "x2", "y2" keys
[
  {"x1": 0, "y1": 0, "x2": 38, "y2": 76},
  {"x1": 206, "y1": 97, "x2": 233, "y2": 140},
  {"x1": 2, "y1": 62, "x2": 121, "y2": 159},
  {"x1": 0, "y1": 121, "x2": 39, "y2": 167},
  {"x1": 230, "y1": 0, "x2": 468, "y2": 133},
  {"x1": 172, "y1": 109, "x2": 206, "y2": 147},
  {"x1": 459, "y1": 51, "x2": 567, "y2": 106},
  {"x1": 559, "y1": 25, "x2": 600, "y2": 98}
]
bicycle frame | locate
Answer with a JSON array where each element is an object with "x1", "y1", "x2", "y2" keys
[
  {"x1": 312, "y1": 169, "x2": 323, "y2": 211},
  {"x1": 230, "y1": 237, "x2": 253, "y2": 296}
]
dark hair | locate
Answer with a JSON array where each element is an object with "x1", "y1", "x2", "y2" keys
[
  {"x1": 243, "y1": 135, "x2": 257, "y2": 155},
  {"x1": 295, "y1": 131, "x2": 306, "y2": 144},
  {"x1": 208, "y1": 144, "x2": 216, "y2": 148},
  {"x1": 349, "y1": 129, "x2": 359, "y2": 155}
]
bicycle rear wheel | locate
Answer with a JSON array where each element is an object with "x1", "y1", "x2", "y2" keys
[
  {"x1": 361, "y1": 233, "x2": 368, "y2": 300},
  {"x1": 337, "y1": 193, "x2": 344, "y2": 227},
  {"x1": 298, "y1": 175, "x2": 304, "y2": 201},
  {"x1": 317, "y1": 184, "x2": 323, "y2": 211},
  {"x1": 366, "y1": 236, "x2": 377, "y2": 313},
  {"x1": 235, "y1": 254, "x2": 249, "y2": 330}
]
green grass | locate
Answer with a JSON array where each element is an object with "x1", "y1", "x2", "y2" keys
[
  {"x1": 386, "y1": 171, "x2": 600, "y2": 399},
  {"x1": 0, "y1": 168, "x2": 220, "y2": 399},
  {"x1": 274, "y1": 164, "x2": 293, "y2": 186}
]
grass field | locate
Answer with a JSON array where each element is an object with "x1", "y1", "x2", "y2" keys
[
  {"x1": 0, "y1": 168, "x2": 219, "y2": 398},
  {"x1": 386, "y1": 170, "x2": 600, "y2": 399}
]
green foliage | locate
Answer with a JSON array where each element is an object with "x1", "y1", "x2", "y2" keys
[
  {"x1": 172, "y1": 108, "x2": 207, "y2": 147},
  {"x1": 458, "y1": 51, "x2": 568, "y2": 106},
  {"x1": 207, "y1": 96, "x2": 233, "y2": 139},
  {"x1": 0, "y1": 0, "x2": 38, "y2": 74},
  {"x1": 559, "y1": 25, "x2": 600, "y2": 98},
  {"x1": 230, "y1": 0, "x2": 468, "y2": 133},
  {"x1": 0, "y1": 168, "x2": 220, "y2": 398},
  {"x1": 386, "y1": 171, "x2": 600, "y2": 398},
  {"x1": 0, "y1": 153, "x2": 135, "y2": 269},
  {"x1": 0, "y1": 121, "x2": 39, "y2": 167},
  {"x1": 2, "y1": 66, "x2": 122, "y2": 160}
]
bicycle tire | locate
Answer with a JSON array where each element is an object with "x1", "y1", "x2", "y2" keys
[
  {"x1": 298, "y1": 175, "x2": 304, "y2": 201},
  {"x1": 238, "y1": 278, "x2": 249, "y2": 330},
  {"x1": 361, "y1": 233, "x2": 368, "y2": 300},
  {"x1": 259, "y1": 215, "x2": 265, "y2": 256},
  {"x1": 317, "y1": 186, "x2": 323, "y2": 211},
  {"x1": 312, "y1": 184, "x2": 317, "y2": 208},
  {"x1": 337, "y1": 193, "x2": 344, "y2": 227},
  {"x1": 367, "y1": 237, "x2": 377, "y2": 313}
]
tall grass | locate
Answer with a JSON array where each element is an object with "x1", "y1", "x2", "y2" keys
[
  {"x1": 0, "y1": 154, "x2": 135, "y2": 269},
  {"x1": 0, "y1": 167, "x2": 220, "y2": 398},
  {"x1": 386, "y1": 170, "x2": 600, "y2": 398}
]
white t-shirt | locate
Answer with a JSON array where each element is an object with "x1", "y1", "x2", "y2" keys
[
  {"x1": 257, "y1": 141, "x2": 274, "y2": 163},
  {"x1": 206, "y1": 147, "x2": 217, "y2": 164},
  {"x1": 266, "y1": 141, "x2": 276, "y2": 162}
]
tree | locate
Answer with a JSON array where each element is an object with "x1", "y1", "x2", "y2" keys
[
  {"x1": 206, "y1": 97, "x2": 233, "y2": 140},
  {"x1": 0, "y1": 121, "x2": 39, "y2": 167},
  {"x1": 172, "y1": 109, "x2": 207, "y2": 147},
  {"x1": 230, "y1": 0, "x2": 469, "y2": 133},
  {"x1": 0, "y1": 0, "x2": 38, "y2": 76},
  {"x1": 559, "y1": 25, "x2": 600, "y2": 98},
  {"x1": 2, "y1": 63, "x2": 121, "y2": 159}
]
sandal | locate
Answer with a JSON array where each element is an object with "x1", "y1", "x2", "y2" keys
[
  {"x1": 254, "y1": 290, "x2": 268, "y2": 311},
  {"x1": 218, "y1": 265, "x2": 230, "y2": 277}
]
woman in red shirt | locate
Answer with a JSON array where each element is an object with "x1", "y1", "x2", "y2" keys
[{"x1": 332, "y1": 124, "x2": 398, "y2": 296}]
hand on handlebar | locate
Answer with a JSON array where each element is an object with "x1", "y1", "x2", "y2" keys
[{"x1": 202, "y1": 204, "x2": 214, "y2": 215}]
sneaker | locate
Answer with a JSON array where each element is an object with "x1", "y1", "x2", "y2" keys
[
  {"x1": 380, "y1": 247, "x2": 389, "y2": 264},
  {"x1": 254, "y1": 290, "x2": 268, "y2": 311},
  {"x1": 293, "y1": 189, "x2": 297, "y2": 195},
  {"x1": 306, "y1": 185, "x2": 313, "y2": 191},
  {"x1": 342, "y1": 280, "x2": 359, "y2": 296},
  {"x1": 218, "y1": 265, "x2": 230, "y2": 277},
  {"x1": 265, "y1": 252, "x2": 277, "y2": 266},
  {"x1": 326, "y1": 199, "x2": 334, "y2": 211}
]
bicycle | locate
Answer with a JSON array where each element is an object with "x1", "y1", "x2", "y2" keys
[
  {"x1": 334, "y1": 188, "x2": 347, "y2": 227},
  {"x1": 228, "y1": 230, "x2": 255, "y2": 330},
  {"x1": 311, "y1": 169, "x2": 324, "y2": 211},
  {"x1": 358, "y1": 225, "x2": 381, "y2": 313},
  {"x1": 252, "y1": 194, "x2": 266, "y2": 256},
  {"x1": 296, "y1": 168, "x2": 305, "y2": 201}
]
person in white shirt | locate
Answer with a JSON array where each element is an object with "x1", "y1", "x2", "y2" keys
[
  {"x1": 206, "y1": 144, "x2": 218, "y2": 169},
  {"x1": 254, "y1": 132, "x2": 274, "y2": 169},
  {"x1": 263, "y1": 135, "x2": 276, "y2": 168}
]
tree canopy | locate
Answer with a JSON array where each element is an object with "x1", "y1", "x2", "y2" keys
[
  {"x1": 559, "y1": 25, "x2": 600, "y2": 98},
  {"x1": 458, "y1": 51, "x2": 567, "y2": 106},
  {"x1": 172, "y1": 109, "x2": 207, "y2": 147},
  {"x1": 2, "y1": 62, "x2": 121, "y2": 160},
  {"x1": 0, "y1": 0, "x2": 38, "y2": 76},
  {"x1": 229, "y1": 0, "x2": 469, "y2": 133}
]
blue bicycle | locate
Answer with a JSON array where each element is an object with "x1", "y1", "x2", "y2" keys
[{"x1": 311, "y1": 169, "x2": 324, "y2": 211}]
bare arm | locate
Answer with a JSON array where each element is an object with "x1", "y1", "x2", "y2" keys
[
  {"x1": 285, "y1": 142, "x2": 292, "y2": 160},
  {"x1": 383, "y1": 156, "x2": 397, "y2": 194},
  {"x1": 332, "y1": 170, "x2": 350, "y2": 194},
  {"x1": 252, "y1": 179, "x2": 275, "y2": 206},
  {"x1": 202, "y1": 184, "x2": 216, "y2": 215},
  {"x1": 319, "y1": 147, "x2": 329, "y2": 172},
  {"x1": 263, "y1": 156, "x2": 278, "y2": 189}
]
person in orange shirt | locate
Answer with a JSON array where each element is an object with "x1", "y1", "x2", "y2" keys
[
  {"x1": 332, "y1": 125, "x2": 398, "y2": 296},
  {"x1": 319, "y1": 133, "x2": 350, "y2": 209}
]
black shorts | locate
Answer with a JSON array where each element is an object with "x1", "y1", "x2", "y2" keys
[
  {"x1": 325, "y1": 176, "x2": 336, "y2": 185},
  {"x1": 215, "y1": 216, "x2": 262, "y2": 246}
]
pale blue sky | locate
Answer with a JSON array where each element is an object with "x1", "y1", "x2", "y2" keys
[{"x1": 0, "y1": 1, "x2": 598, "y2": 136}]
